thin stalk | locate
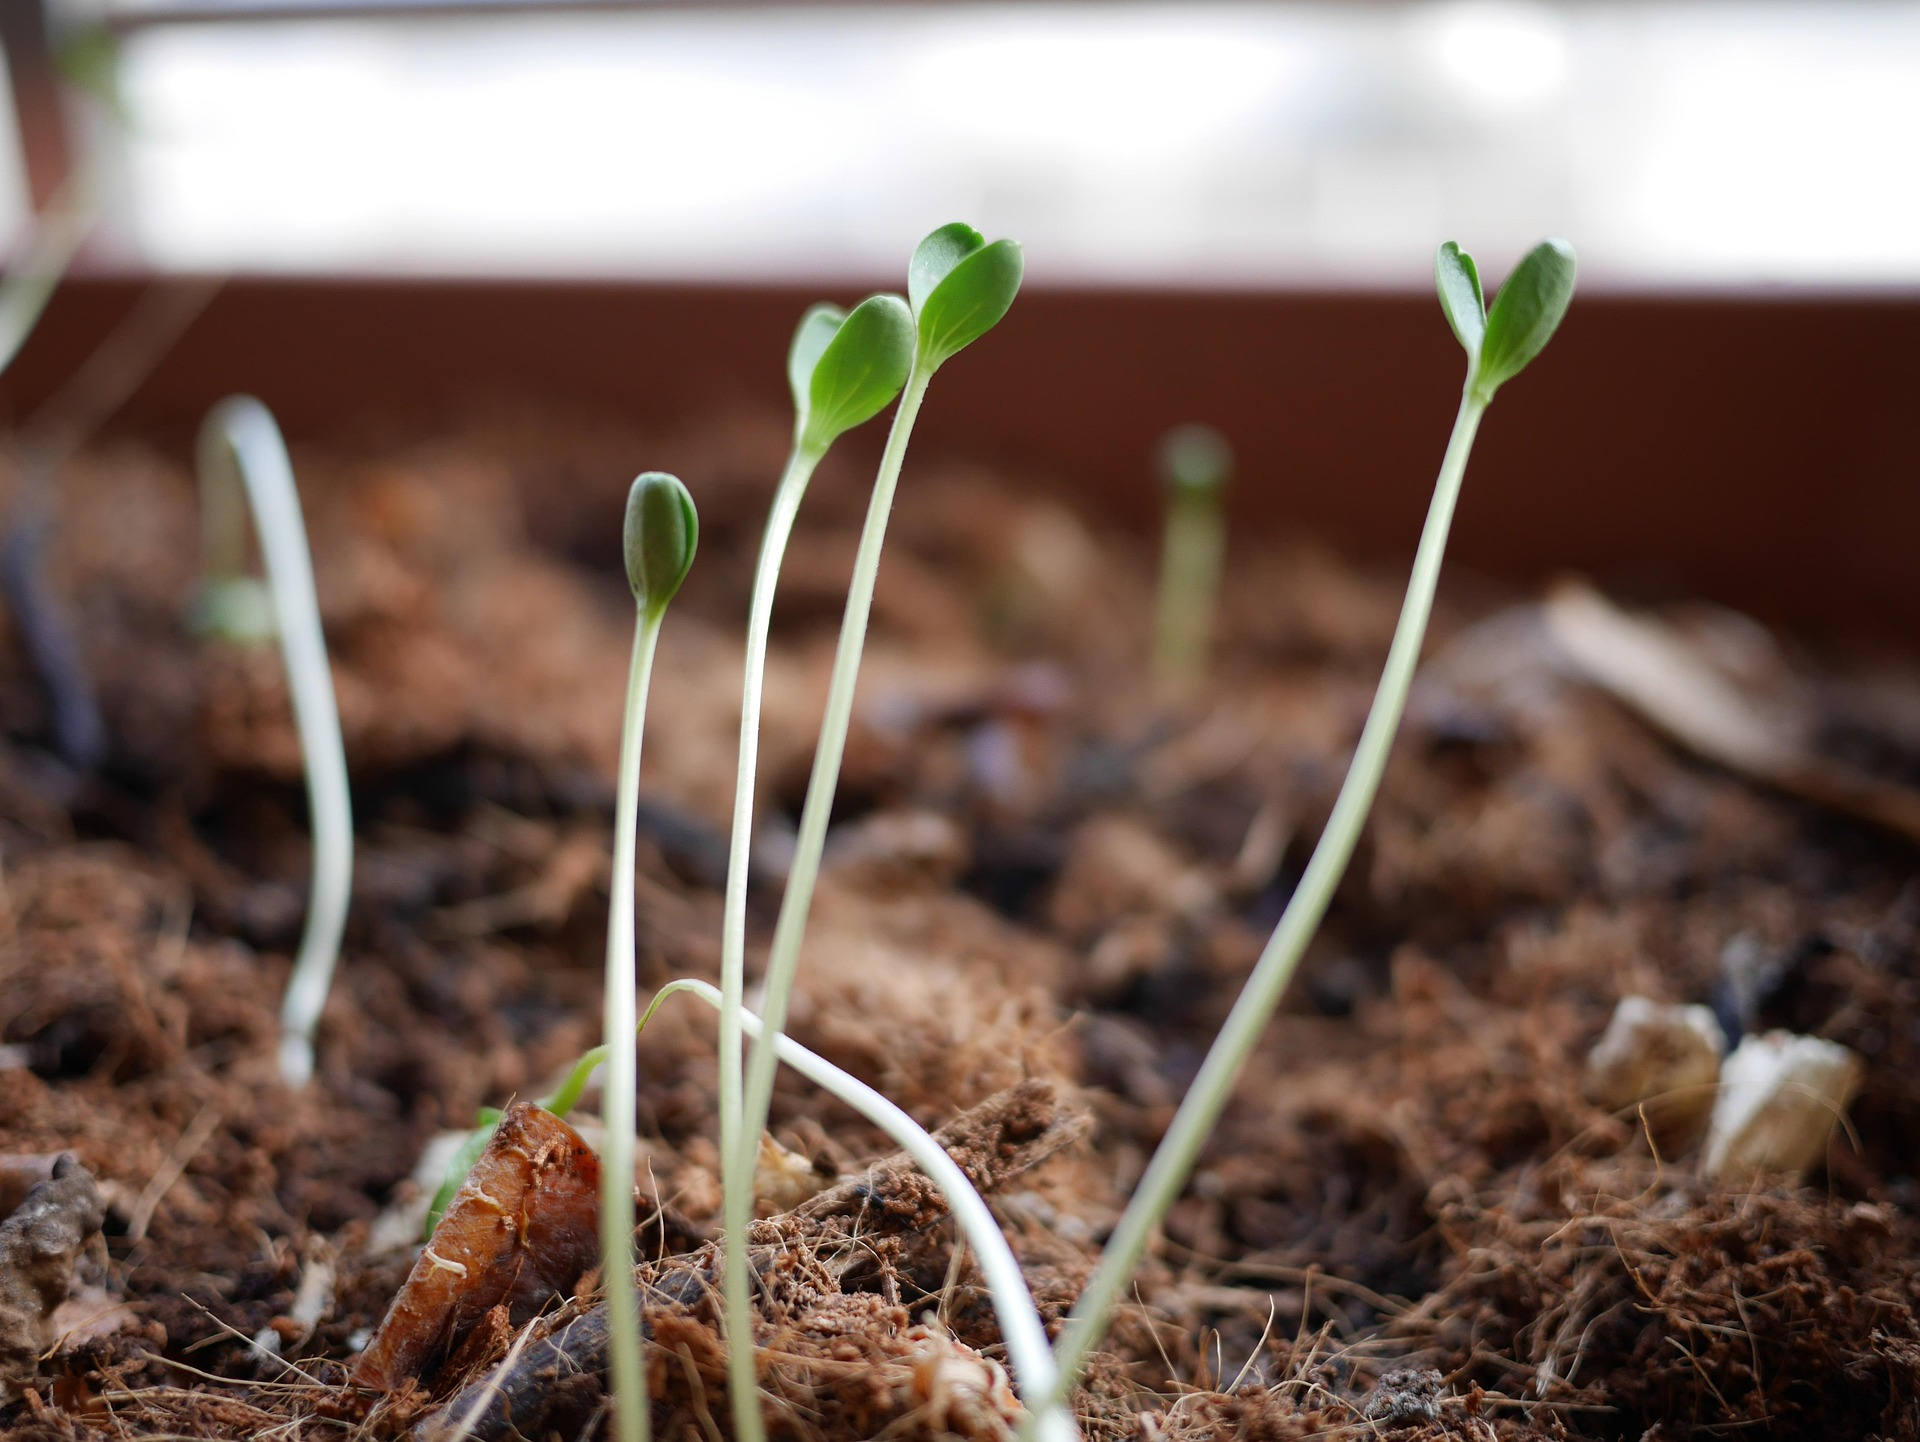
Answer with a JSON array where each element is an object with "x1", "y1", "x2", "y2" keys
[
  {"x1": 604, "y1": 611, "x2": 664, "y2": 1442},
  {"x1": 1152, "y1": 487, "x2": 1225, "y2": 697},
  {"x1": 719, "y1": 447, "x2": 819, "y2": 1442},
  {"x1": 0, "y1": 171, "x2": 96, "y2": 380},
  {"x1": 199, "y1": 399, "x2": 354, "y2": 1088},
  {"x1": 735, "y1": 365, "x2": 930, "y2": 1218},
  {"x1": 1045, "y1": 392, "x2": 1488, "y2": 1401},
  {"x1": 650, "y1": 978, "x2": 1077, "y2": 1442}
]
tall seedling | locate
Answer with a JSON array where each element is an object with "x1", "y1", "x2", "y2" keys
[
  {"x1": 721, "y1": 224, "x2": 1024, "y2": 1442},
  {"x1": 602, "y1": 473, "x2": 698, "y2": 1442},
  {"x1": 714, "y1": 299, "x2": 913, "y2": 1436},
  {"x1": 1043, "y1": 239, "x2": 1578, "y2": 1402}
]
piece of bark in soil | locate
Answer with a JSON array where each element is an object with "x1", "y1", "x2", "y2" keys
[
  {"x1": 0, "y1": 1156, "x2": 105, "y2": 1398},
  {"x1": 414, "y1": 1078, "x2": 1086, "y2": 1442},
  {"x1": 351, "y1": 1102, "x2": 600, "y2": 1392}
]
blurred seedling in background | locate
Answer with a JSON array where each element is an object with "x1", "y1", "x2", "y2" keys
[
  {"x1": 193, "y1": 397, "x2": 353, "y2": 1088},
  {"x1": 713, "y1": 294, "x2": 914, "y2": 1436},
  {"x1": 0, "y1": 174, "x2": 96, "y2": 382},
  {"x1": 602, "y1": 472, "x2": 697, "y2": 1442},
  {"x1": 1042, "y1": 238, "x2": 1578, "y2": 1403},
  {"x1": 1152, "y1": 423, "x2": 1232, "y2": 698},
  {"x1": 723, "y1": 222, "x2": 1025, "y2": 1442}
]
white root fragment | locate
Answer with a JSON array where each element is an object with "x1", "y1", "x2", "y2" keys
[
  {"x1": 252, "y1": 1238, "x2": 336, "y2": 1357},
  {"x1": 1584, "y1": 996, "x2": 1725, "y2": 1145},
  {"x1": 1703, "y1": 1031, "x2": 1864, "y2": 1182}
]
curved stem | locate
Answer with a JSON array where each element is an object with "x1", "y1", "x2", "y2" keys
[
  {"x1": 735, "y1": 366, "x2": 930, "y2": 1216},
  {"x1": 653, "y1": 978, "x2": 1076, "y2": 1442},
  {"x1": 1045, "y1": 392, "x2": 1488, "y2": 1400},
  {"x1": 719, "y1": 448, "x2": 819, "y2": 1442},
  {"x1": 604, "y1": 610, "x2": 664, "y2": 1442},
  {"x1": 197, "y1": 398, "x2": 354, "y2": 1088}
]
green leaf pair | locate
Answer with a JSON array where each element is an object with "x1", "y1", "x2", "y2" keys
[
  {"x1": 1436, "y1": 238, "x2": 1577, "y2": 403},
  {"x1": 790, "y1": 297, "x2": 915, "y2": 456},
  {"x1": 907, "y1": 222, "x2": 1024, "y2": 370},
  {"x1": 788, "y1": 222, "x2": 1025, "y2": 453}
]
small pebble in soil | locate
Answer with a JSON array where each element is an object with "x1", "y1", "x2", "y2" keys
[
  {"x1": 1584, "y1": 995, "x2": 1725, "y2": 1146},
  {"x1": 1362, "y1": 1365, "x2": 1445, "y2": 1423},
  {"x1": 1704, "y1": 1030, "x2": 1864, "y2": 1182},
  {"x1": 0, "y1": 1156, "x2": 105, "y2": 1399}
]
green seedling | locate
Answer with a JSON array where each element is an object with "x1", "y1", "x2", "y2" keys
[
  {"x1": 1152, "y1": 424, "x2": 1233, "y2": 697},
  {"x1": 195, "y1": 398, "x2": 354, "y2": 1088},
  {"x1": 722, "y1": 223, "x2": 1021, "y2": 1442},
  {"x1": 0, "y1": 170, "x2": 97, "y2": 381},
  {"x1": 1042, "y1": 239, "x2": 1576, "y2": 1404},
  {"x1": 604, "y1": 472, "x2": 697, "y2": 1442},
  {"x1": 715, "y1": 297, "x2": 913, "y2": 1439},
  {"x1": 422, "y1": 1044, "x2": 607, "y2": 1237}
]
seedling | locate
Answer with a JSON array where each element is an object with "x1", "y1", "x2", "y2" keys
[
  {"x1": 723, "y1": 223, "x2": 1021, "y2": 1442},
  {"x1": 1042, "y1": 239, "x2": 1577, "y2": 1402},
  {"x1": 0, "y1": 171, "x2": 96, "y2": 381},
  {"x1": 195, "y1": 398, "x2": 353, "y2": 1088},
  {"x1": 600, "y1": 472, "x2": 697, "y2": 1442},
  {"x1": 713, "y1": 296, "x2": 913, "y2": 1439},
  {"x1": 1152, "y1": 424, "x2": 1232, "y2": 697}
]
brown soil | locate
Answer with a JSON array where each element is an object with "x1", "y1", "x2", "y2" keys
[{"x1": 1, "y1": 408, "x2": 1917, "y2": 1440}]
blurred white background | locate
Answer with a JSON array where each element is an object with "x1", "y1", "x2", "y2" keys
[{"x1": 7, "y1": 0, "x2": 1920, "y2": 286}]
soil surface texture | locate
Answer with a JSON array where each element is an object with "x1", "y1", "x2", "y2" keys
[{"x1": 2, "y1": 410, "x2": 1917, "y2": 1441}]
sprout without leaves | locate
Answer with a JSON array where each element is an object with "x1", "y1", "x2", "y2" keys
[{"x1": 195, "y1": 397, "x2": 352, "y2": 1089}]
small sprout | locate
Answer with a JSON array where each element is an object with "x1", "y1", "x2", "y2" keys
[
  {"x1": 604, "y1": 472, "x2": 697, "y2": 1442},
  {"x1": 0, "y1": 171, "x2": 97, "y2": 381},
  {"x1": 424, "y1": 1108, "x2": 500, "y2": 1239},
  {"x1": 1153, "y1": 424, "x2": 1233, "y2": 698},
  {"x1": 722, "y1": 222, "x2": 1022, "y2": 1442},
  {"x1": 358, "y1": 1102, "x2": 599, "y2": 1391},
  {"x1": 908, "y1": 222, "x2": 1026, "y2": 370},
  {"x1": 623, "y1": 470, "x2": 698, "y2": 620},
  {"x1": 424, "y1": 1043, "x2": 610, "y2": 1238},
  {"x1": 195, "y1": 398, "x2": 353, "y2": 1088},
  {"x1": 1046, "y1": 240, "x2": 1578, "y2": 1405}
]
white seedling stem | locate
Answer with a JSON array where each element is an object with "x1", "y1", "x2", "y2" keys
[
  {"x1": 717, "y1": 447, "x2": 818, "y2": 1442},
  {"x1": 197, "y1": 397, "x2": 353, "y2": 1088},
  {"x1": 0, "y1": 171, "x2": 96, "y2": 379},
  {"x1": 735, "y1": 364, "x2": 930, "y2": 1203},
  {"x1": 604, "y1": 610, "x2": 665, "y2": 1442},
  {"x1": 652, "y1": 977, "x2": 1077, "y2": 1442}
]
